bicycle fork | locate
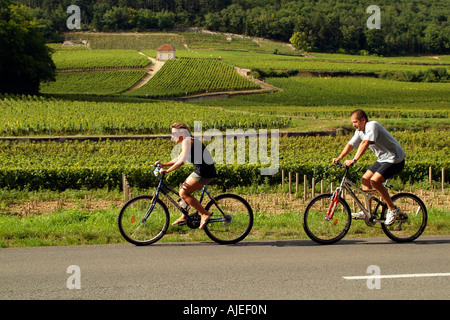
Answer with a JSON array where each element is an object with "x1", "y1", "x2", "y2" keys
[{"x1": 326, "y1": 189, "x2": 341, "y2": 221}]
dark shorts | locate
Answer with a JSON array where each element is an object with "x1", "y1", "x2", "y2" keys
[{"x1": 368, "y1": 160, "x2": 405, "y2": 180}]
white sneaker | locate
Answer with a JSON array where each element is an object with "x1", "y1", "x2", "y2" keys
[
  {"x1": 385, "y1": 206, "x2": 401, "y2": 225},
  {"x1": 351, "y1": 211, "x2": 365, "y2": 220}
]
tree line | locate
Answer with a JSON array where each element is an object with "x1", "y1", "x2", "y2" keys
[
  {"x1": 1, "y1": 0, "x2": 55, "y2": 94},
  {"x1": 21, "y1": 0, "x2": 449, "y2": 55}
]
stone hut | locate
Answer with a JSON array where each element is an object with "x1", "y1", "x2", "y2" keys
[{"x1": 156, "y1": 44, "x2": 175, "y2": 61}]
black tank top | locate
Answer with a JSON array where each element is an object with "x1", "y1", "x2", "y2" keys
[{"x1": 188, "y1": 138, "x2": 217, "y2": 178}]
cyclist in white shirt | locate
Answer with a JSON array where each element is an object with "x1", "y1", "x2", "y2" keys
[{"x1": 333, "y1": 109, "x2": 406, "y2": 225}]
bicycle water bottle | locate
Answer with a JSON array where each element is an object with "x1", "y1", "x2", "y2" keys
[{"x1": 177, "y1": 199, "x2": 190, "y2": 213}]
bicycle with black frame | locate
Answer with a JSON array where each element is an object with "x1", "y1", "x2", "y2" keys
[{"x1": 118, "y1": 164, "x2": 253, "y2": 245}]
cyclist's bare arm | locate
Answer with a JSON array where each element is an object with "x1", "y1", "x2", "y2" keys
[
  {"x1": 351, "y1": 140, "x2": 371, "y2": 162},
  {"x1": 157, "y1": 138, "x2": 191, "y2": 174},
  {"x1": 334, "y1": 140, "x2": 372, "y2": 166},
  {"x1": 155, "y1": 160, "x2": 171, "y2": 167},
  {"x1": 343, "y1": 140, "x2": 371, "y2": 166},
  {"x1": 333, "y1": 143, "x2": 354, "y2": 164}
]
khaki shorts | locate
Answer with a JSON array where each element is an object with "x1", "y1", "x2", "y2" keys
[{"x1": 188, "y1": 172, "x2": 215, "y2": 185}]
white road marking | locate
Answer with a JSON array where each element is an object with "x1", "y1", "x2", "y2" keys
[{"x1": 343, "y1": 272, "x2": 450, "y2": 280}]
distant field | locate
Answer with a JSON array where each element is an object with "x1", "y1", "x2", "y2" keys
[
  {"x1": 64, "y1": 32, "x2": 187, "y2": 50},
  {"x1": 64, "y1": 31, "x2": 295, "y2": 54},
  {"x1": 14, "y1": 39, "x2": 450, "y2": 134},
  {"x1": 197, "y1": 76, "x2": 450, "y2": 107},
  {"x1": 127, "y1": 57, "x2": 260, "y2": 98},
  {"x1": 192, "y1": 76, "x2": 449, "y2": 131},
  {"x1": 50, "y1": 33, "x2": 450, "y2": 102},
  {"x1": 311, "y1": 53, "x2": 450, "y2": 64},
  {"x1": 52, "y1": 50, "x2": 151, "y2": 70},
  {"x1": 40, "y1": 71, "x2": 147, "y2": 95},
  {"x1": 177, "y1": 49, "x2": 449, "y2": 73},
  {"x1": 38, "y1": 33, "x2": 450, "y2": 133}
]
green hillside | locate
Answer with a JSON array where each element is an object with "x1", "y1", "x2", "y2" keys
[{"x1": 126, "y1": 58, "x2": 260, "y2": 98}]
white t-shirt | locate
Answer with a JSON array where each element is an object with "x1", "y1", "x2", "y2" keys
[{"x1": 349, "y1": 121, "x2": 406, "y2": 163}]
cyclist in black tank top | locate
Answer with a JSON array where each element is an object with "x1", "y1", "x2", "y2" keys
[
  {"x1": 188, "y1": 136, "x2": 217, "y2": 180},
  {"x1": 156, "y1": 122, "x2": 216, "y2": 229}
]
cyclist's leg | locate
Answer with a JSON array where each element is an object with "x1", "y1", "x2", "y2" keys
[
  {"x1": 370, "y1": 160, "x2": 405, "y2": 210},
  {"x1": 363, "y1": 162, "x2": 381, "y2": 191},
  {"x1": 370, "y1": 172, "x2": 394, "y2": 209},
  {"x1": 179, "y1": 174, "x2": 212, "y2": 228},
  {"x1": 361, "y1": 170, "x2": 374, "y2": 190},
  {"x1": 360, "y1": 163, "x2": 378, "y2": 213}
]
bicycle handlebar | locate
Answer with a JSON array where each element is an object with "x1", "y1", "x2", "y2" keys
[
  {"x1": 333, "y1": 161, "x2": 348, "y2": 169},
  {"x1": 153, "y1": 163, "x2": 165, "y2": 178}
]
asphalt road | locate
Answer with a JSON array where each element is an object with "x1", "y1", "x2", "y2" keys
[{"x1": 1, "y1": 236, "x2": 449, "y2": 301}]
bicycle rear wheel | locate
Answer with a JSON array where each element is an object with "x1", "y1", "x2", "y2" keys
[
  {"x1": 203, "y1": 194, "x2": 253, "y2": 244},
  {"x1": 381, "y1": 193, "x2": 427, "y2": 243},
  {"x1": 118, "y1": 195, "x2": 170, "y2": 246},
  {"x1": 303, "y1": 193, "x2": 352, "y2": 244}
]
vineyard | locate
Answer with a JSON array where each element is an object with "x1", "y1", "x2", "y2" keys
[
  {"x1": 40, "y1": 71, "x2": 147, "y2": 95},
  {"x1": 177, "y1": 49, "x2": 450, "y2": 74},
  {"x1": 0, "y1": 131, "x2": 448, "y2": 191},
  {"x1": 202, "y1": 76, "x2": 450, "y2": 108},
  {"x1": 193, "y1": 76, "x2": 450, "y2": 131},
  {"x1": 126, "y1": 58, "x2": 260, "y2": 98},
  {"x1": 44, "y1": 46, "x2": 262, "y2": 99},
  {"x1": 1, "y1": 32, "x2": 449, "y2": 247},
  {"x1": 52, "y1": 50, "x2": 151, "y2": 70},
  {"x1": 0, "y1": 95, "x2": 290, "y2": 136},
  {"x1": 64, "y1": 33, "x2": 187, "y2": 51}
]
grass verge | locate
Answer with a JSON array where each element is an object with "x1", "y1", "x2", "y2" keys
[{"x1": 1, "y1": 207, "x2": 448, "y2": 248}]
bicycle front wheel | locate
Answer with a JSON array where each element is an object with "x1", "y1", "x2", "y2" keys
[
  {"x1": 118, "y1": 195, "x2": 170, "y2": 246},
  {"x1": 303, "y1": 193, "x2": 352, "y2": 244},
  {"x1": 382, "y1": 193, "x2": 427, "y2": 243},
  {"x1": 204, "y1": 194, "x2": 253, "y2": 244}
]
